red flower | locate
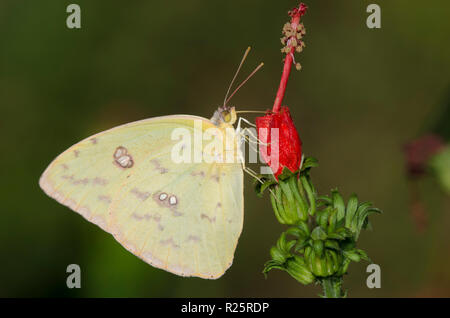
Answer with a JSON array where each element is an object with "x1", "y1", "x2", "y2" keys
[
  {"x1": 256, "y1": 106, "x2": 302, "y2": 179},
  {"x1": 256, "y1": 3, "x2": 306, "y2": 179}
]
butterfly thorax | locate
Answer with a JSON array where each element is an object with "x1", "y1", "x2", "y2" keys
[{"x1": 210, "y1": 106, "x2": 237, "y2": 128}]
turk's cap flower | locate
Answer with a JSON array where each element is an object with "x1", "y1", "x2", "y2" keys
[{"x1": 256, "y1": 106, "x2": 302, "y2": 179}]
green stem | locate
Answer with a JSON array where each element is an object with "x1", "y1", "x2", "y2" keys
[{"x1": 320, "y1": 277, "x2": 344, "y2": 298}]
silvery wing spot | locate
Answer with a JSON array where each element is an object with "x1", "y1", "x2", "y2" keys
[{"x1": 113, "y1": 146, "x2": 134, "y2": 168}]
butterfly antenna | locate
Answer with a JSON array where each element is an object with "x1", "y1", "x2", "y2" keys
[
  {"x1": 225, "y1": 62, "x2": 264, "y2": 105},
  {"x1": 236, "y1": 110, "x2": 271, "y2": 114},
  {"x1": 223, "y1": 47, "x2": 252, "y2": 107}
]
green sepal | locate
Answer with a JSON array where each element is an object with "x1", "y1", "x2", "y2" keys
[
  {"x1": 327, "y1": 227, "x2": 353, "y2": 240},
  {"x1": 312, "y1": 239, "x2": 324, "y2": 257},
  {"x1": 288, "y1": 176, "x2": 309, "y2": 221},
  {"x1": 285, "y1": 226, "x2": 307, "y2": 239},
  {"x1": 270, "y1": 246, "x2": 287, "y2": 263},
  {"x1": 344, "y1": 194, "x2": 359, "y2": 228},
  {"x1": 343, "y1": 250, "x2": 361, "y2": 262},
  {"x1": 253, "y1": 174, "x2": 277, "y2": 197},
  {"x1": 355, "y1": 249, "x2": 371, "y2": 262},
  {"x1": 317, "y1": 195, "x2": 332, "y2": 206},
  {"x1": 316, "y1": 208, "x2": 331, "y2": 231},
  {"x1": 327, "y1": 208, "x2": 338, "y2": 234},
  {"x1": 337, "y1": 258, "x2": 351, "y2": 276},
  {"x1": 295, "y1": 238, "x2": 310, "y2": 252},
  {"x1": 349, "y1": 201, "x2": 372, "y2": 235},
  {"x1": 324, "y1": 239, "x2": 340, "y2": 251},
  {"x1": 277, "y1": 166, "x2": 299, "y2": 181},
  {"x1": 340, "y1": 237, "x2": 356, "y2": 251},
  {"x1": 270, "y1": 188, "x2": 286, "y2": 224},
  {"x1": 285, "y1": 256, "x2": 315, "y2": 285},
  {"x1": 331, "y1": 189, "x2": 346, "y2": 222},
  {"x1": 356, "y1": 208, "x2": 382, "y2": 238},
  {"x1": 262, "y1": 260, "x2": 285, "y2": 277},
  {"x1": 311, "y1": 226, "x2": 327, "y2": 241},
  {"x1": 325, "y1": 250, "x2": 338, "y2": 276},
  {"x1": 300, "y1": 175, "x2": 316, "y2": 216},
  {"x1": 300, "y1": 157, "x2": 319, "y2": 172}
]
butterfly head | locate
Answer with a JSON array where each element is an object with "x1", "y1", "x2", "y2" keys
[{"x1": 210, "y1": 106, "x2": 237, "y2": 127}]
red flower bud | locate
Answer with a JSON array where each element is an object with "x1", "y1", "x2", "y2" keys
[
  {"x1": 256, "y1": 3, "x2": 306, "y2": 179},
  {"x1": 256, "y1": 106, "x2": 302, "y2": 179}
]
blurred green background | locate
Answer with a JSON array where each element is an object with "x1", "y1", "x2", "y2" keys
[{"x1": 1, "y1": 0, "x2": 449, "y2": 297}]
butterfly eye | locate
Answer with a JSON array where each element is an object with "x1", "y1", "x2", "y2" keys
[{"x1": 222, "y1": 111, "x2": 232, "y2": 123}]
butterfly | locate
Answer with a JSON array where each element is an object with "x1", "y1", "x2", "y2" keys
[{"x1": 39, "y1": 48, "x2": 264, "y2": 279}]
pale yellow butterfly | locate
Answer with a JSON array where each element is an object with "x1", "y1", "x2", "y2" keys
[{"x1": 39, "y1": 48, "x2": 263, "y2": 279}]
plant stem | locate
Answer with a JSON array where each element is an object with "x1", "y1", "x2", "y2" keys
[
  {"x1": 272, "y1": 4, "x2": 307, "y2": 113},
  {"x1": 320, "y1": 277, "x2": 344, "y2": 298}
]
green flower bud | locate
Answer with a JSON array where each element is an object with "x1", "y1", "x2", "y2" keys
[
  {"x1": 325, "y1": 250, "x2": 339, "y2": 276},
  {"x1": 306, "y1": 248, "x2": 328, "y2": 277},
  {"x1": 286, "y1": 256, "x2": 315, "y2": 285},
  {"x1": 270, "y1": 173, "x2": 310, "y2": 225},
  {"x1": 270, "y1": 246, "x2": 287, "y2": 263}
]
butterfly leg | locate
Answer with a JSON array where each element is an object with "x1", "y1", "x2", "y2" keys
[
  {"x1": 243, "y1": 166, "x2": 264, "y2": 185},
  {"x1": 237, "y1": 125, "x2": 270, "y2": 146},
  {"x1": 238, "y1": 117, "x2": 256, "y2": 128}
]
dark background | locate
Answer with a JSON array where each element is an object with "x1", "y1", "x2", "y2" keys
[{"x1": 1, "y1": 0, "x2": 449, "y2": 297}]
